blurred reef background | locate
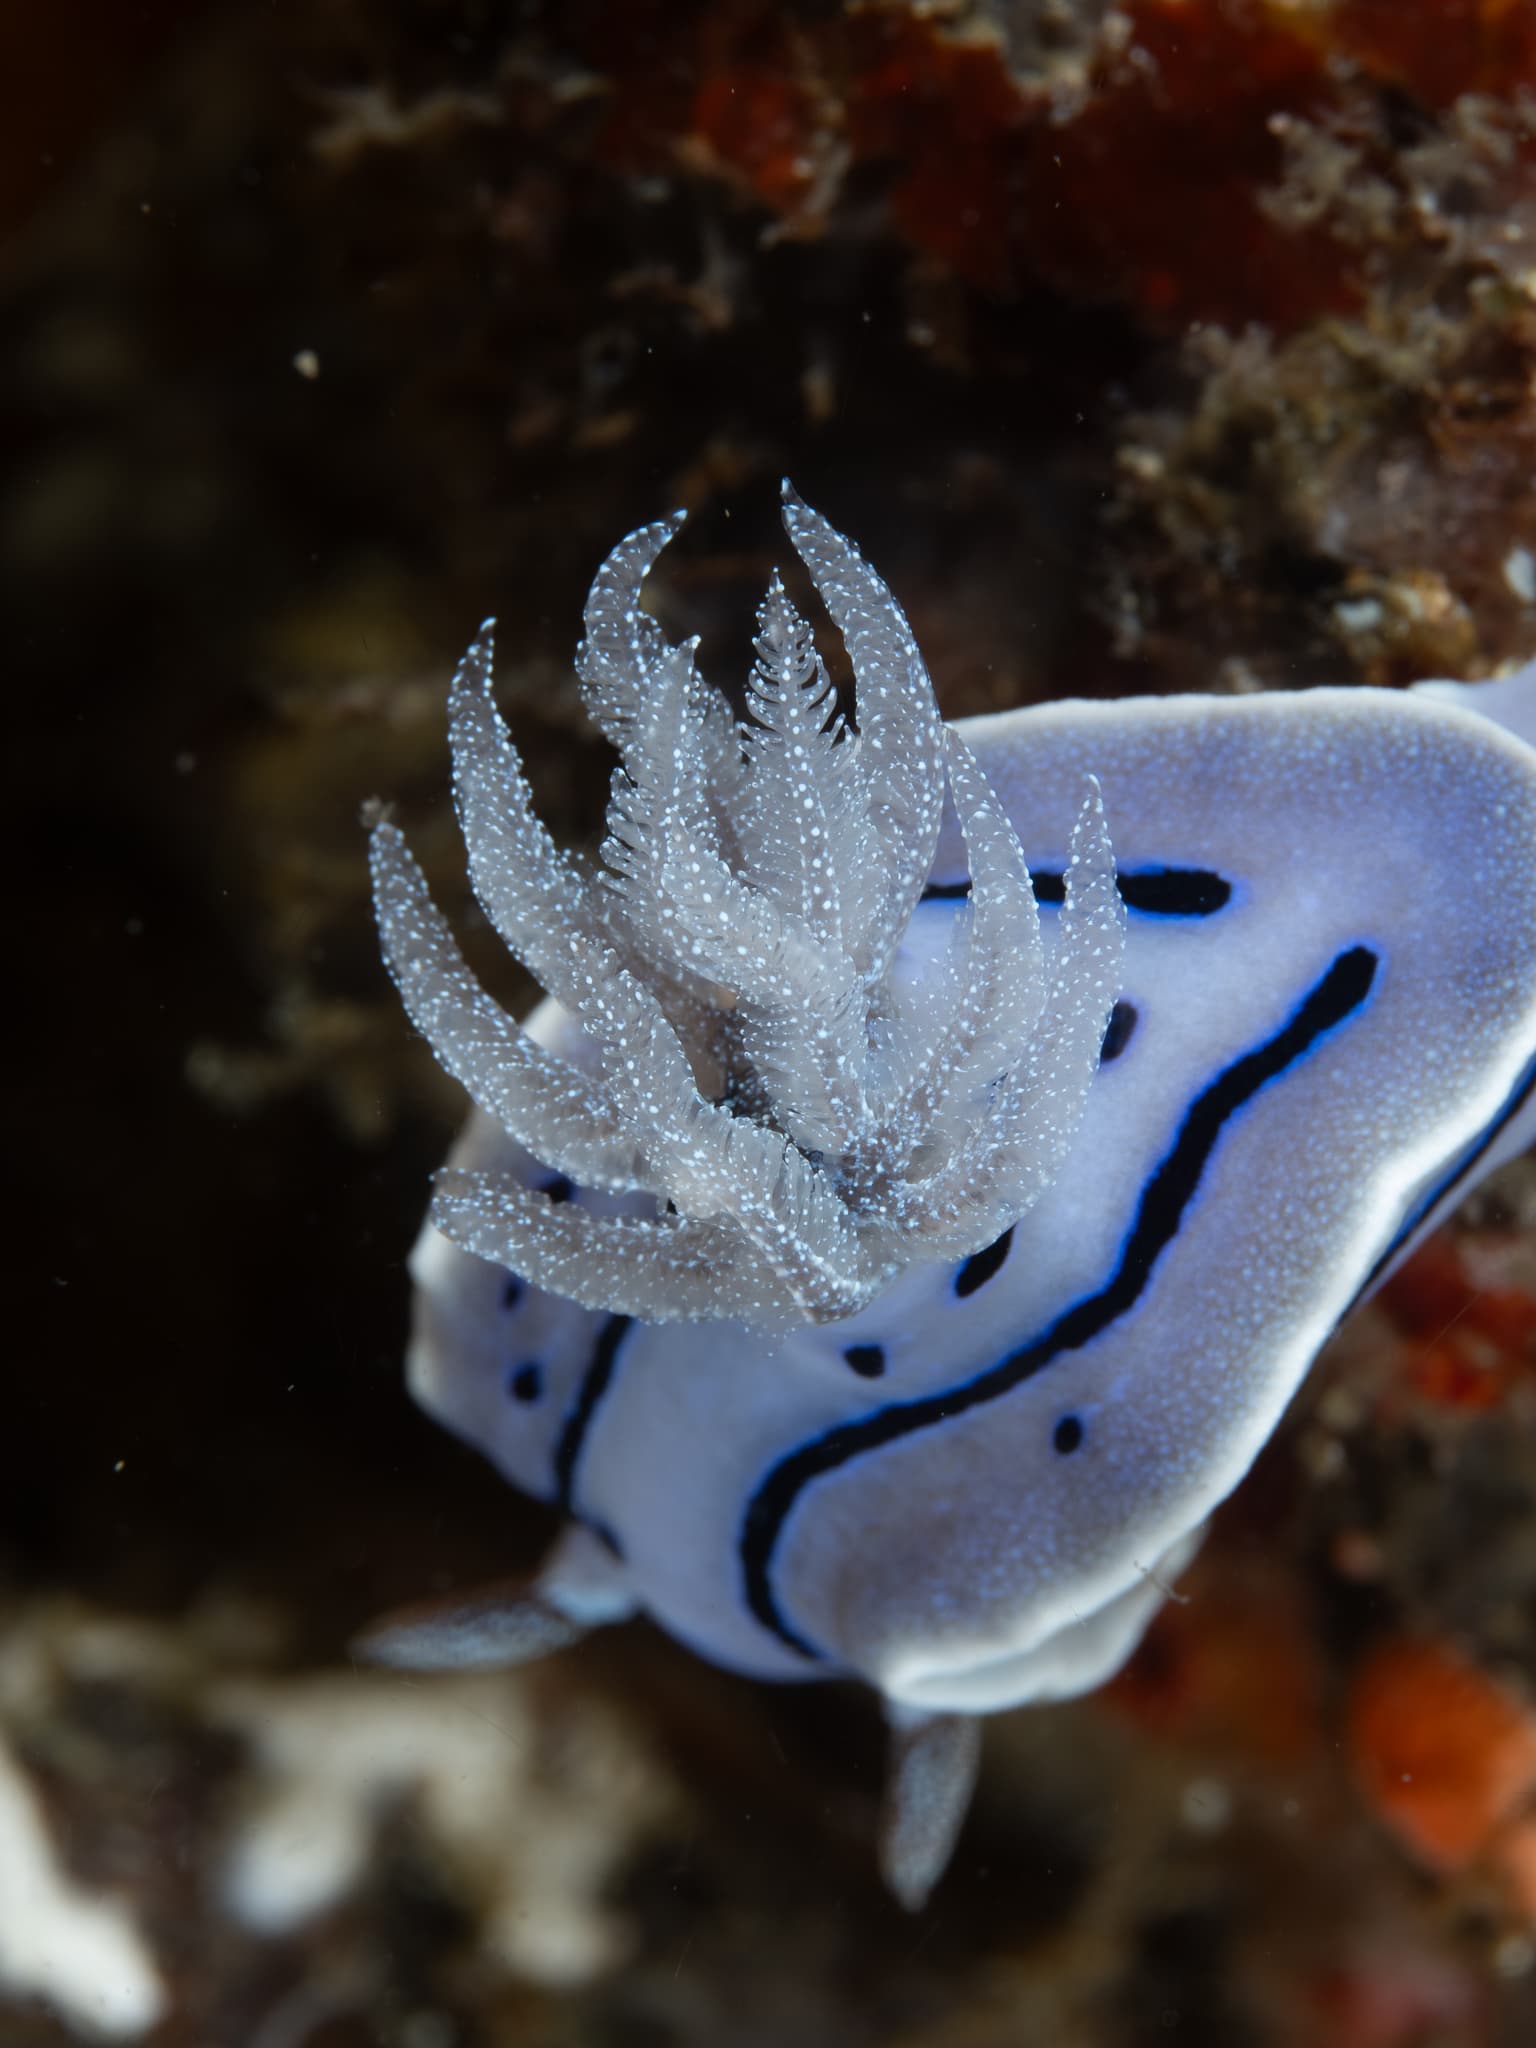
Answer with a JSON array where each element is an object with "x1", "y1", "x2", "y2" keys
[{"x1": 6, "y1": 1, "x2": 1536, "y2": 2042}]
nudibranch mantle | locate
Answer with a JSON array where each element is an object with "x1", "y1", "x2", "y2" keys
[{"x1": 370, "y1": 489, "x2": 1536, "y2": 1907}]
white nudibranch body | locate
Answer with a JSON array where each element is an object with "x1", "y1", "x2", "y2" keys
[{"x1": 369, "y1": 487, "x2": 1536, "y2": 1909}]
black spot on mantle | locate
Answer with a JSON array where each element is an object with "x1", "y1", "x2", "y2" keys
[{"x1": 954, "y1": 1226, "x2": 1014, "y2": 1298}]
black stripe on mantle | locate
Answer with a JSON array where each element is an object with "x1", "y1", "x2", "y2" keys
[
  {"x1": 738, "y1": 944, "x2": 1378, "y2": 1660},
  {"x1": 552, "y1": 1312, "x2": 633, "y2": 1555},
  {"x1": 923, "y1": 866, "x2": 1231, "y2": 917}
]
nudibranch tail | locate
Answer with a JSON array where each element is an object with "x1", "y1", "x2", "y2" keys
[
  {"x1": 372, "y1": 490, "x2": 1123, "y2": 1325},
  {"x1": 879, "y1": 1709, "x2": 983, "y2": 1914},
  {"x1": 355, "y1": 1525, "x2": 637, "y2": 1672}
]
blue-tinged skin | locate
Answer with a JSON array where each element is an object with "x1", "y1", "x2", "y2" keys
[{"x1": 402, "y1": 671, "x2": 1536, "y2": 1732}]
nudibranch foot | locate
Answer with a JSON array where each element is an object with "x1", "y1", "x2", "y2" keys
[
  {"x1": 879, "y1": 1706, "x2": 983, "y2": 1914},
  {"x1": 355, "y1": 1525, "x2": 636, "y2": 1673}
]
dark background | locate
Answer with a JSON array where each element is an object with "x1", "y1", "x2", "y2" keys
[{"x1": 5, "y1": 4, "x2": 1536, "y2": 2044}]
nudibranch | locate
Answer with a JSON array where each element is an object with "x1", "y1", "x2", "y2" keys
[{"x1": 368, "y1": 486, "x2": 1536, "y2": 1907}]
